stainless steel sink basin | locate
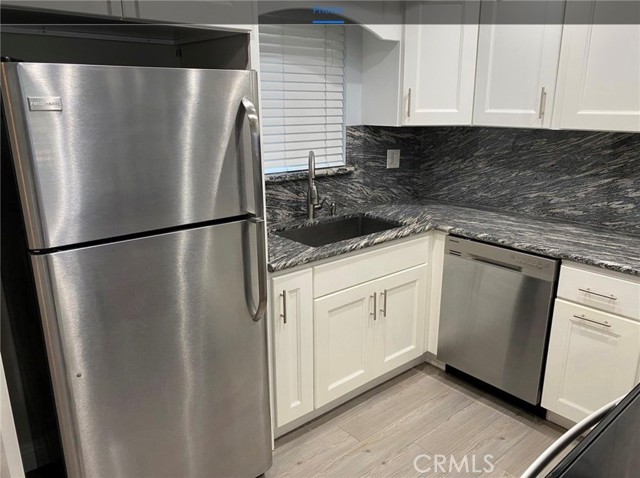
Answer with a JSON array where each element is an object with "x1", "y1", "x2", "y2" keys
[{"x1": 276, "y1": 215, "x2": 402, "y2": 247}]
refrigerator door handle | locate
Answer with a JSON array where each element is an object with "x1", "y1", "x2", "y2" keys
[{"x1": 241, "y1": 97, "x2": 267, "y2": 322}]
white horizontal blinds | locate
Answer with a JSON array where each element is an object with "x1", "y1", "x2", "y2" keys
[{"x1": 260, "y1": 24, "x2": 346, "y2": 173}]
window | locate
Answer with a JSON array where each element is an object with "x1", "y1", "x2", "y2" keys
[{"x1": 259, "y1": 25, "x2": 346, "y2": 174}]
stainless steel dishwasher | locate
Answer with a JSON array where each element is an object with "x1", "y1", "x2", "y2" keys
[{"x1": 438, "y1": 236, "x2": 559, "y2": 405}]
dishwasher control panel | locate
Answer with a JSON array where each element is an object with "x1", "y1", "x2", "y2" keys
[{"x1": 445, "y1": 236, "x2": 558, "y2": 282}]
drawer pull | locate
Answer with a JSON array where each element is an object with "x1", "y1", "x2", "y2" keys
[
  {"x1": 381, "y1": 289, "x2": 388, "y2": 317},
  {"x1": 538, "y1": 86, "x2": 547, "y2": 119},
  {"x1": 280, "y1": 291, "x2": 287, "y2": 324},
  {"x1": 578, "y1": 287, "x2": 617, "y2": 301},
  {"x1": 573, "y1": 314, "x2": 611, "y2": 328}
]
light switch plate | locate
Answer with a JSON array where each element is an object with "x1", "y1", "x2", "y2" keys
[{"x1": 387, "y1": 149, "x2": 401, "y2": 169}]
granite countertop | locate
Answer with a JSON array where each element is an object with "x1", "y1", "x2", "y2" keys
[{"x1": 267, "y1": 200, "x2": 640, "y2": 276}]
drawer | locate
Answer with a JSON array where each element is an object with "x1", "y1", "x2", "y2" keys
[
  {"x1": 313, "y1": 236, "x2": 429, "y2": 298},
  {"x1": 557, "y1": 263, "x2": 640, "y2": 321}
]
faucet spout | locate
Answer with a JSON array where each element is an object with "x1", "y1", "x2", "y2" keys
[
  {"x1": 307, "y1": 151, "x2": 320, "y2": 220},
  {"x1": 308, "y1": 150, "x2": 316, "y2": 185}
]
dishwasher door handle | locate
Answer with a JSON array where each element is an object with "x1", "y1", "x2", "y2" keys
[{"x1": 469, "y1": 255, "x2": 522, "y2": 273}]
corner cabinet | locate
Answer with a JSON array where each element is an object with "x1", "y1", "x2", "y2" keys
[
  {"x1": 542, "y1": 300, "x2": 640, "y2": 423},
  {"x1": 270, "y1": 269, "x2": 314, "y2": 428},
  {"x1": 542, "y1": 263, "x2": 640, "y2": 424},
  {"x1": 473, "y1": 1, "x2": 564, "y2": 128},
  {"x1": 402, "y1": 1, "x2": 480, "y2": 125},
  {"x1": 551, "y1": 1, "x2": 640, "y2": 132}
]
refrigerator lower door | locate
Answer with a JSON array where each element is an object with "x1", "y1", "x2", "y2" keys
[{"x1": 31, "y1": 220, "x2": 271, "y2": 478}]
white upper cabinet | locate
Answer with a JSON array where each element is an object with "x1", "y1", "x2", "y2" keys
[
  {"x1": 2, "y1": 0, "x2": 123, "y2": 16},
  {"x1": 473, "y1": 2, "x2": 564, "y2": 128},
  {"x1": 121, "y1": 0, "x2": 254, "y2": 31},
  {"x1": 403, "y1": 1, "x2": 480, "y2": 125},
  {"x1": 552, "y1": 1, "x2": 640, "y2": 132}
]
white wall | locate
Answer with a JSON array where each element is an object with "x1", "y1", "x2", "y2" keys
[{"x1": 344, "y1": 26, "x2": 363, "y2": 126}]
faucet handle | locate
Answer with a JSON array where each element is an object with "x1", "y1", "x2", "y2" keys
[
  {"x1": 315, "y1": 197, "x2": 327, "y2": 211},
  {"x1": 330, "y1": 202, "x2": 337, "y2": 216}
]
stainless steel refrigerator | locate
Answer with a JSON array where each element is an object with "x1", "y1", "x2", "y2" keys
[{"x1": 1, "y1": 62, "x2": 271, "y2": 477}]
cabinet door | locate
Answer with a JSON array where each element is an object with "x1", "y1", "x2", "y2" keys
[
  {"x1": 473, "y1": 2, "x2": 564, "y2": 128},
  {"x1": 271, "y1": 270, "x2": 314, "y2": 427},
  {"x1": 552, "y1": 2, "x2": 640, "y2": 132},
  {"x1": 314, "y1": 282, "x2": 377, "y2": 407},
  {"x1": 403, "y1": 1, "x2": 480, "y2": 125},
  {"x1": 2, "y1": 0, "x2": 122, "y2": 16},
  {"x1": 542, "y1": 299, "x2": 640, "y2": 423},
  {"x1": 375, "y1": 265, "x2": 428, "y2": 375}
]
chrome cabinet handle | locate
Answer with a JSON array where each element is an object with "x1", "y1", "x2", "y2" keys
[
  {"x1": 407, "y1": 88, "x2": 412, "y2": 118},
  {"x1": 241, "y1": 96, "x2": 267, "y2": 322},
  {"x1": 280, "y1": 291, "x2": 287, "y2": 324},
  {"x1": 538, "y1": 87, "x2": 547, "y2": 119},
  {"x1": 370, "y1": 293, "x2": 377, "y2": 321},
  {"x1": 578, "y1": 288, "x2": 617, "y2": 301},
  {"x1": 381, "y1": 290, "x2": 388, "y2": 317},
  {"x1": 573, "y1": 314, "x2": 611, "y2": 328}
]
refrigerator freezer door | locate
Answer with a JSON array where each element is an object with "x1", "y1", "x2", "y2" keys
[
  {"x1": 1, "y1": 63, "x2": 257, "y2": 249},
  {"x1": 31, "y1": 220, "x2": 271, "y2": 478}
]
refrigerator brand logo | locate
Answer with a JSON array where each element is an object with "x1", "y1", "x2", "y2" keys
[{"x1": 28, "y1": 96, "x2": 62, "y2": 111}]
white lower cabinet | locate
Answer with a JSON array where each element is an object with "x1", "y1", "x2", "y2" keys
[
  {"x1": 270, "y1": 269, "x2": 314, "y2": 428},
  {"x1": 315, "y1": 265, "x2": 428, "y2": 407},
  {"x1": 542, "y1": 299, "x2": 640, "y2": 423},
  {"x1": 377, "y1": 266, "x2": 427, "y2": 374},
  {"x1": 270, "y1": 237, "x2": 431, "y2": 428},
  {"x1": 314, "y1": 280, "x2": 378, "y2": 407}
]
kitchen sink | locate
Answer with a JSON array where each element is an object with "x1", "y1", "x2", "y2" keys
[{"x1": 276, "y1": 215, "x2": 403, "y2": 247}]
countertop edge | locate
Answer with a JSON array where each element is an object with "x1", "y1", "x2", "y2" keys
[{"x1": 267, "y1": 207, "x2": 640, "y2": 277}]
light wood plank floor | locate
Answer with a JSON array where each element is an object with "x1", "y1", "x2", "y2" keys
[{"x1": 267, "y1": 364, "x2": 575, "y2": 478}]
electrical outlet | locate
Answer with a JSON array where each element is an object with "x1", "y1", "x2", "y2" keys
[{"x1": 387, "y1": 149, "x2": 401, "y2": 169}]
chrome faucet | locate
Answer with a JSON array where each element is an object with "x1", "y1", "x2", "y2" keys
[{"x1": 307, "y1": 151, "x2": 326, "y2": 219}]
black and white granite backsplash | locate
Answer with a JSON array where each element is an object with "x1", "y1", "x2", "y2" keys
[
  {"x1": 264, "y1": 126, "x2": 423, "y2": 223},
  {"x1": 418, "y1": 127, "x2": 640, "y2": 235},
  {"x1": 265, "y1": 125, "x2": 640, "y2": 235}
]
